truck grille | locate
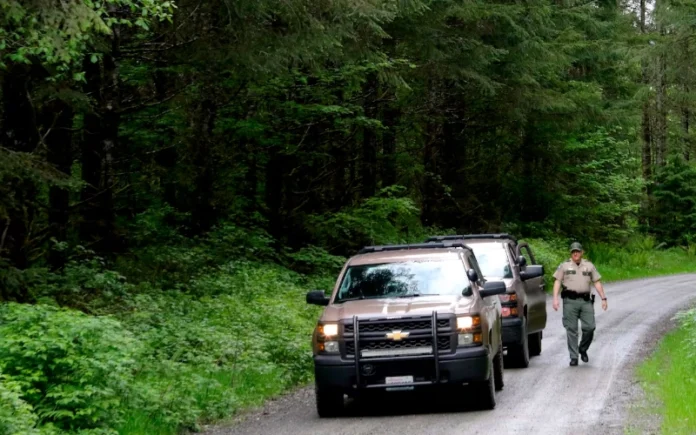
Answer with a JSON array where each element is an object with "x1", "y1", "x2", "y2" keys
[
  {"x1": 344, "y1": 318, "x2": 450, "y2": 334},
  {"x1": 346, "y1": 337, "x2": 450, "y2": 355},
  {"x1": 343, "y1": 314, "x2": 454, "y2": 357}
]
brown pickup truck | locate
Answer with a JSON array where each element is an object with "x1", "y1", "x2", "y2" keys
[
  {"x1": 426, "y1": 234, "x2": 546, "y2": 368},
  {"x1": 306, "y1": 241, "x2": 507, "y2": 417}
]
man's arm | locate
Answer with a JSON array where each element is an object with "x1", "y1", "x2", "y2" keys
[
  {"x1": 593, "y1": 280, "x2": 606, "y2": 300},
  {"x1": 594, "y1": 280, "x2": 608, "y2": 311},
  {"x1": 552, "y1": 279, "x2": 561, "y2": 311}
]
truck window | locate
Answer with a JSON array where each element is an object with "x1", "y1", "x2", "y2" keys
[
  {"x1": 335, "y1": 260, "x2": 470, "y2": 302},
  {"x1": 470, "y1": 243, "x2": 513, "y2": 280}
]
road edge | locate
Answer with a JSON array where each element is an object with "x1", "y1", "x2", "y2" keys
[{"x1": 590, "y1": 300, "x2": 696, "y2": 435}]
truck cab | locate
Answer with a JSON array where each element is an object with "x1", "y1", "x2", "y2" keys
[{"x1": 426, "y1": 234, "x2": 546, "y2": 368}]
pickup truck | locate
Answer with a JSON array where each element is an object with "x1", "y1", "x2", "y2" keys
[
  {"x1": 306, "y1": 241, "x2": 507, "y2": 416},
  {"x1": 426, "y1": 234, "x2": 546, "y2": 368}
]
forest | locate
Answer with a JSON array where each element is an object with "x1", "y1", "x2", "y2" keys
[{"x1": 1, "y1": 0, "x2": 696, "y2": 434}]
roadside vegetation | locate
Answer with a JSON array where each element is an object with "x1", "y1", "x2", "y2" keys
[
  {"x1": 1, "y1": 214, "x2": 693, "y2": 434},
  {"x1": 637, "y1": 308, "x2": 696, "y2": 435},
  {"x1": 3, "y1": 0, "x2": 696, "y2": 434}
]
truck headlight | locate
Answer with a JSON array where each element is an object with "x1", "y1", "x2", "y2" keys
[
  {"x1": 458, "y1": 333, "x2": 474, "y2": 346},
  {"x1": 458, "y1": 333, "x2": 483, "y2": 347},
  {"x1": 457, "y1": 315, "x2": 481, "y2": 330},
  {"x1": 318, "y1": 323, "x2": 338, "y2": 338},
  {"x1": 321, "y1": 341, "x2": 340, "y2": 354}
]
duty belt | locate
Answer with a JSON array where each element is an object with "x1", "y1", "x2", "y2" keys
[{"x1": 561, "y1": 289, "x2": 594, "y2": 302}]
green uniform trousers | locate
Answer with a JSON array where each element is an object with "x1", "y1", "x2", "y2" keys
[{"x1": 562, "y1": 297, "x2": 596, "y2": 360}]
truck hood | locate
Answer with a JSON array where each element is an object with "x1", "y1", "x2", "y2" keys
[{"x1": 321, "y1": 294, "x2": 476, "y2": 322}]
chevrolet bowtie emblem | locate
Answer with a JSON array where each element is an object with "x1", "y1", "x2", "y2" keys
[{"x1": 386, "y1": 329, "x2": 410, "y2": 341}]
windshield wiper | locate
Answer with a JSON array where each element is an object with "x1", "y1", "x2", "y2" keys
[
  {"x1": 397, "y1": 293, "x2": 440, "y2": 298},
  {"x1": 335, "y1": 295, "x2": 381, "y2": 303}
]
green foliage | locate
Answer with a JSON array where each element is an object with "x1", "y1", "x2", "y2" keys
[
  {"x1": 651, "y1": 158, "x2": 696, "y2": 247},
  {"x1": 550, "y1": 129, "x2": 643, "y2": 242},
  {"x1": 3, "y1": 0, "x2": 696, "y2": 433},
  {"x1": 0, "y1": 0, "x2": 174, "y2": 75},
  {"x1": 637, "y1": 308, "x2": 696, "y2": 435},
  {"x1": 528, "y1": 235, "x2": 696, "y2": 291},
  {"x1": 0, "y1": 371, "x2": 47, "y2": 435},
  {"x1": 307, "y1": 186, "x2": 425, "y2": 253},
  {"x1": 114, "y1": 261, "x2": 324, "y2": 433},
  {"x1": 0, "y1": 303, "x2": 140, "y2": 432}
]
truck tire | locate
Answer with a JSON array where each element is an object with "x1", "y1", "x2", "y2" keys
[
  {"x1": 472, "y1": 368, "x2": 496, "y2": 410},
  {"x1": 506, "y1": 316, "x2": 530, "y2": 368},
  {"x1": 528, "y1": 331, "x2": 542, "y2": 357},
  {"x1": 315, "y1": 385, "x2": 344, "y2": 417},
  {"x1": 494, "y1": 343, "x2": 504, "y2": 391}
]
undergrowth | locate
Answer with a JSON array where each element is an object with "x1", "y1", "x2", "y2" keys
[
  {"x1": 636, "y1": 308, "x2": 696, "y2": 435},
  {"x1": 1, "y1": 204, "x2": 694, "y2": 434}
]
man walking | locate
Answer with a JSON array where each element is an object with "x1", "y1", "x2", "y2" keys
[{"x1": 552, "y1": 242, "x2": 608, "y2": 366}]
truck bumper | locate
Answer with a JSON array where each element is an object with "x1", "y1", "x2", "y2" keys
[
  {"x1": 502, "y1": 317, "x2": 524, "y2": 345},
  {"x1": 314, "y1": 347, "x2": 490, "y2": 392}
]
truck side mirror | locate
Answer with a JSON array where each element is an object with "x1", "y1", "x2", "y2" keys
[
  {"x1": 306, "y1": 290, "x2": 330, "y2": 306},
  {"x1": 520, "y1": 265, "x2": 544, "y2": 281},
  {"x1": 517, "y1": 255, "x2": 527, "y2": 268},
  {"x1": 480, "y1": 281, "x2": 506, "y2": 298}
]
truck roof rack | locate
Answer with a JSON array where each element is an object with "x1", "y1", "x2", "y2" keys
[
  {"x1": 425, "y1": 233, "x2": 518, "y2": 243},
  {"x1": 358, "y1": 241, "x2": 470, "y2": 254}
]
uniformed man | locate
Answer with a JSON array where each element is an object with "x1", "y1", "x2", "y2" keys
[{"x1": 552, "y1": 242, "x2": 608, "y2": 366}]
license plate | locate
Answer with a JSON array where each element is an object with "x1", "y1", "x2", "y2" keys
[{"x1": 385, "y1": 375, "x2": 413, "y2": 385}]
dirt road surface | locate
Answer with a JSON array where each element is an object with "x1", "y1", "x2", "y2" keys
[{"x1": 204, "y1": 274, "x2": 696, "y2": 435}]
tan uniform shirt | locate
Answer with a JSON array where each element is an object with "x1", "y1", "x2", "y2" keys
[{"x1": 553, "y1": 259, "x2": 601, "y2": 293}]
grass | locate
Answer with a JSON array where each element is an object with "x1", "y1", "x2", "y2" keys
[
  {"x1": 636, "y1": 309, "x2": 696, "y2": 435},
  {"x1": 526, "y1": 236, "x2": 696, "y2": 291}
]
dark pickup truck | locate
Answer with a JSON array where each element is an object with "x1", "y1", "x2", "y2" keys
[{"x1": 426, "y1": 234, "x2": 546, "y2": 368}]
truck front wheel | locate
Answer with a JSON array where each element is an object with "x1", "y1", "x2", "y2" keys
[{"x1": 315, "y1": 385, "x2": 344, "y2": 417}]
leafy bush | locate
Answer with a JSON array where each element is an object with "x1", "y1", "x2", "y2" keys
[
  {"x1": 0, "y1": 372, "x2": 47, "y2": 435},
  {"x1": 0, "y1": 304, "x2": 140, "y2": 433},
  {"x1": 307, "y1": 186, "x2": 425, "y2": 253},
  {"x1": 111, "y1": 262, "x2": 324, "y2": 433}
]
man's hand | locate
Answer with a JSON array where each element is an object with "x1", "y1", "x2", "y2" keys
[
  {"x1": 553, "y1": 296, "x2": 560, "y2": 311},
  {"x1": 601, "y1": 299, "x2": 608, "y2": 311}
]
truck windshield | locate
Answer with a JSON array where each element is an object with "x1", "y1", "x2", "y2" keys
[
  {"x1": 469, "y1": 243, "x2": 513, "y2": 279},
  {"x1": 335, "y1": 260, "x2": 470, "y2": 302}
]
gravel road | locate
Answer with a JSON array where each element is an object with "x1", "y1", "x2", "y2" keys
[{"x1": 204, "y1": 274, "x2": 696, "y2": 435}]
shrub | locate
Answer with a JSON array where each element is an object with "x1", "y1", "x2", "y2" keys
[
  {"x1": 0, "y1": 372, "x2": 46, "y2": 435},
  {"x1": 0, "y1": 304, "x2": 140, "y2": 432}
]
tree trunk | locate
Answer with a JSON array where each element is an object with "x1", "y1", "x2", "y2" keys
[
  {"x1": 381, "y1": 101, "x2": 398, "y2": 187},
  {"x1": 80, "y1": 24, "x2": 121, "y2": 253},
  {"x1": 265, "y1": 149, "x2": 284, "y2": 240},
  {"x1": 361, "y1": 75, "x2": 378, "y2": 198},
  {"x1": 683, "y1": 90, "x2": 690, "y2": 161},
  {"x1": 655, "y1": 27, "x2": 667, "y2": 167},
  {"x1": 682, "y1": 38, "x2": 691, "y2": 161},
  {"x1": 190, "y1": 99, "x2": 217, "y2": 234},
  {"x1": 46, "y1": 100, "x2": 74, "y2": 268},
  {"x1": 640, "y1": 0, "x2": 653, "y2": 181},
  {"x1": 421, "y1": 122, "x2": 441, "y2": 228},
  {"x1": 1, "y1": 67, "x2": 39, "y2": 270},
  {"x1": 244, "y1": 142, "x2": 258, "y2": 213}
]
